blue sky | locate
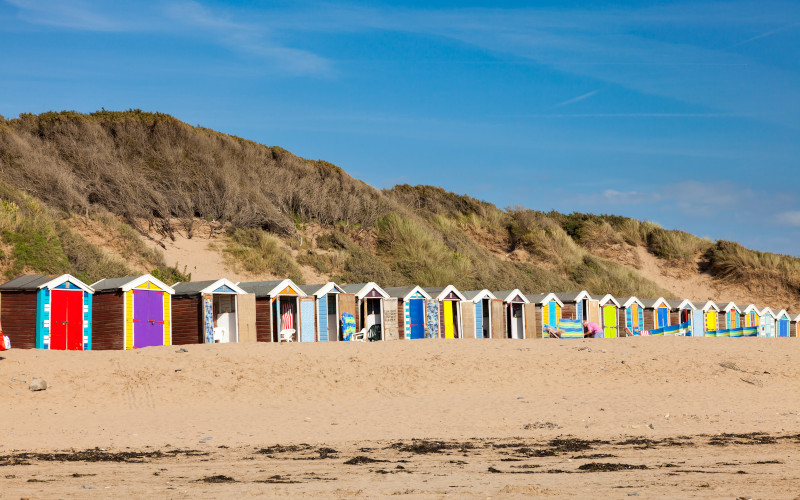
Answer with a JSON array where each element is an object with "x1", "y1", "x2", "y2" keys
[{"x1": 1, "y1": 1, "x2": 799, "y2": 254}]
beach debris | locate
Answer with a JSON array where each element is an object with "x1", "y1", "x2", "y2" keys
[
  {"x1": 176, "y1": 348, "x2": 188, "y2": 353},
  {"x1": 29, "y1": 379, "x2": 47, "y2": 392}
]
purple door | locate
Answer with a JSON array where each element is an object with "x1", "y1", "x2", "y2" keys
[{"x1": 133, "y1": 290, "x2": 165, "y2": 348}]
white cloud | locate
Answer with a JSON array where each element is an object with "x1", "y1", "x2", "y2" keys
[{"x1": 776, "y1": 211, "x2": 800, "y2": 226}]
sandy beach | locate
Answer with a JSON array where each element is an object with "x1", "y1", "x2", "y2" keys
[{"x1": 2, "y1": 338, "x2": 799, "y2": 498}]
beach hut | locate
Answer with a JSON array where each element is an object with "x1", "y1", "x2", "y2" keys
[
  {"x1": 0, "y1": 274, "x2": 93, "y2": 350},
  {"x1": 304, "y1": 282, "x2": 346, "y2": 342},
  {"x1": 423, "y1": 286, "x2": 467, "y2": 339},
  {"x1": 461, "y1": 290, "x2": 498, "y2": 339},
  {"x1": 698, "y1": 301, "x2": 720, "y2": 335},
  {"x1": 493, "y1": 289, "x2": 532, "y2": 339},
  {"x1": 616, "y1": 296, "x2": 644, "y2": 336},
  {"x1": 526, "y1": 293, "x2": 563, "y2": 338},
  {"x1": 775, "y1": 309, "x2": 791, "y2": 338},
  {"x1": 384, "y1": 286, "x2": 433, "y2": 340},
  {"x1": 640, "y1": 298, "x2": 671, "y2": 331},
  {"x1": 237, "y1": 279, "x2": 308, "y2": 342},
  {"x1": 91, "y1": 275, "x2": 174, "y2": 350},
  {"x1": 169, "y1": 279, "x2": 251, "y2": 344},
  {"x1": 595, "y1": 294, "x2": 620, "y2": 338},
  {"x1": 741, "y1": 304, "x2": 760, "y2": 330},
  {"x1": 758, "y1": 307, "x2": 777, "y2": 337},
  {"x1": 555, "y1": 291, "x2": 597, "y2": 325},
  {"x1": 719, "y1": 302, "x2": 742, "y2": 330},
  {"x1": 341, "y1": 283, "x2": 391, "y2": 340},
  {"x1": 669, "y1": 299, "x2": 697, "y2": 336},
  {"x1": 790, "y1": 314, "x2": 800, "y2": 338}
]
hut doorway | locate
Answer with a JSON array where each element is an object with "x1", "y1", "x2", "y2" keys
[
  {"x1": 657, "y1": 307, "x2": 669, "y2": 328},
  {"x1": 277, "y1": 296, "x2": 298, "y2": 340},
  {"x1": 443, "y1": 300, "x2": 460, "y2": 339},
  {"x1": 213, "y1": 295, "x2": 238, "y2": 343},
  {"x1": 692, "y1": 309, "x2": 704, "y2": 336},
  {"x1": 409, "y1": 298, "x2": 425, "y2": 339},
  {"x1": 326, "y1": 294, "x2": 339, "y2": 341},
  {"x1": 364, "y1": 297, "x2": 382, "y2": 333},
  {"x1": 481, "y1": 298, "x2": 490, "y2": 338},
  {"x1": 133, "y1": 289, "x2": 165, "y2": 348},
  {"x1": 50, "y1": 289, "x2": 85, "y2": 350},
  {"x1": 509, "y1": 303, "x2": 524, "y2": 339},
  {"x1": 778, "y1": 319, "x2": 789, "y2": 337}
]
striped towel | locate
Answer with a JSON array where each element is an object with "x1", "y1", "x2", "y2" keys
[
  {"x1": 281, "y1": 301, "x2": 294, "y2": 330},
  {"x1": 558, "y1": 319, "x2": 584, "y2": 339}
]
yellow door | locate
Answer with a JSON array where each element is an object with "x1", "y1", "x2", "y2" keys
[
  {"x1": 706, "y1": 311, "x2": 717, "y2": 331},
  {"x1": 444, "y1": 301, "x2": 455, "y2": 339},
  {"x1": 603, "y1": 306, "x2": 617, "y2": 338}
]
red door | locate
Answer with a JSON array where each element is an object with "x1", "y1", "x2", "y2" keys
[{"x1": 49, "y1": 290, "x2": 84, "y2": 351}]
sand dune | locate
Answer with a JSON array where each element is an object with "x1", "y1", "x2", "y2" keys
[{"x1": 2, "y1": 338, "x2": 799, "y2": 498}]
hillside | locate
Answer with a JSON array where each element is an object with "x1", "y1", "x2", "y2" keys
[{"x1": 0, "y1": 110, "x2": 798, "y2": 310}]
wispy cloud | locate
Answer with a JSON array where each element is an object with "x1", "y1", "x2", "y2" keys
[
  {"x1": 727, "y1": 21, "x2": 800, "y2": 48},
  {"x1": 776, "y1": 211, "x2": 800, "y2": 226},
  {"x1": 4, "y1": 0, "x2": 126, "y2": 31},
  {"x1": 602, "y1": 180, "x2": 755, "y2": 218},
  {"x1": 554, "y1": 89, "x2": 601, "y2": 108}
]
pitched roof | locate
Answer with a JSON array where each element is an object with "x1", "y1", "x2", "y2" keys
[
  {"x1": 525, "y1": 292, "x2": 563, "y2": 306},
  {"x1": 615, "y1": 296, "x2": 643, "y2": 308},
  {"x1": 0, "y1": 274, "x2": 93, "y2": 293},
  {"x1": 639, "y1": 297, "x2": 671, "y2": 309},
  {"x1": 172, "y1": 279, "x2": 244, "y2": 296},
  {"x1": 554, "y1": 291, "x2": 592, "y2": 303},
  {"x1": 670, "y1": 299, "x2": 697, "y2": 310},
  {"x1": 494, "y1": 289, "x2": 529, "y2": 303},
  {"x1": 383, "y1": 286, "x2": 432, "y2": 300},
  {"x1": 341, "y1": 282, "x2": 390, "y2": 299},
  {"x1": 422, "y1": 285, "x2": 466, "y2": 301},
  {"x1": 92, "y1": 274, "x2": 175, "y2": 294},
  {"x1": 461, "y1": 289, "x2": 497, "y2": 302},
  {"x1": 300, "y1": 282, "x2": 345, "y2": 297},
  {"x1": 237, "y1": 279, "x2": 305, "y2": 298}
]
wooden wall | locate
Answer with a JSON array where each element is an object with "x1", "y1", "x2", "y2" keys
[
  {"x1": 92, "y1": 291, "x2": 124, "y2": 350},
  {"x1": 0, "y1": 291, "x2": 37, "y2": 349},
  {"x1": 172, "y1": 296, "x2": 203, "y2": 345},
  {"x1": 561, "y1": 303, "x2": 578, "y2": 320},
  {"x1": 255, "y1": 297, "x2": 272, "y2": 342},
  {"x1": 643, "y1": 308, "x2": 656, "y2": 331}
]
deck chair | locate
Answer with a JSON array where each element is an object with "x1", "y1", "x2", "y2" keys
[
  {"x1": 543, "y1": 324, "x2": 564, "y2": 338},
  {"x1": 279, "y1": 329, "x2": 295, "y2": 342},
  {"x1": 351, "y1": 328, "x2": 367, "y2": 342},
  {"x1": 367, "y1": 324, "x2": 382, "y2": 342}
]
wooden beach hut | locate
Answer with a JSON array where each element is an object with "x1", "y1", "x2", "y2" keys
[
  {"x1": 669, "y1": 299, "x2": 697, "y2": 336},
  {"x1": 423, "y1": 286, "x2": 467, "y2": 339},
  {"x1": 461, "y1": 289, "x2": 498, "y2": 339},
  {"x1": 790, "y1": 313, "x2": 800, "y2": 338},
  {"x1": 304, "y1": 282, "x2": 346, "y2": 342},
  {"x1": 758, "y1": 307, "x2": 777, "y2": 337},
  {"x1": 595, "y1": 294, "x2": 620, "y2": 338},
  {"x1": 493, "y1": 289, "x2": 532, "y2": 339},
  {"x1": 237, "y1": 279, "x2": 308, "y2": 342},
  {"x1": 775, "y1": 309, "x2": 791, "y2": 338},
  {"x1": 170, "y1": 279, "x2": 251, "y2": 344},
  {"x1": 0, "y1": 274, "x2": 94, "y2": 350},
  {"x1": 720, "y1": 302, "x2": 742, "y2": 330},
  {"x1": 526, "y1": 293, "x2": 563, "y2": 338},
  {"x1": 616, "y1": 296, "x2": 644, "y2": 336},
  {"x1": 698, "y1": 301, "x2": 720, "y2": 335},
  {"x1": 342, "y1": 283, "x2": 391, "y2": 340},
  {"x1": 384, "y1": 286, "x2": 432, "y2": 340},
  {"x1": 640, "y1": 298, "x2": 671, "y2": 331},
  {"x1": 555, "y1": 291, "x2": 597, "y2": 324},
  {"x1": 741, "y1": 304, "x2": 760, "y2": 330},
  {"x1": 91, "y1": 275, "x2": 174, "y2": 350}
]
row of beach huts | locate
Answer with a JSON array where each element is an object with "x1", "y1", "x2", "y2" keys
[{"x1": 0, "y1": 273, "x2": 797, "y2": 350}]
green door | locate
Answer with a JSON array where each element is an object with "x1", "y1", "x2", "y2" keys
[{"x1": 603, "y1": 305, "x2": 617, "y2": 338}]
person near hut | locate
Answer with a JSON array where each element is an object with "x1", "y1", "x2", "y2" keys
[{"x1": 583, "y1": 320, "x2": 604, "y2": 338}]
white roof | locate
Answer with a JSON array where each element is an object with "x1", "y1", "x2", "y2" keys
[
  {"x1": 721, "y1": 302, "x2": 741, "y2": 313},
  {"x1": 344, "y1": 282, "x2": 390, "y2": 300},
  {"x1": 526, "y1": 292, "x2": 564, "y2": 307},
  {"x1": 597, "y1": 294, "x2": 621, "y2": 307},
  {"x1": 175, "y1": 278, "x2": 245, "y2": 295},
  {"x1": 384, "y1": 285, "x2": 432, "y2": 301},
  {"x1": 462, "y1": 289, "x2": 496, "y2": 302},
  {"x1": 759, "y1": 307, "x2": 775, "y2": 317},
  {"x1": 495, "y1": 289, "x2": 530, "y2": 304},
  {"x1": 618, "y1": 296, "x2": 643, "y2": 308},
  {"x1": 775, "y1": 309, "x2": 791, "y2": 320},
  {"x1": 699, "y1": 300, "x2": 720, "y2": 312},
  {"x1": 741, "y1": 304, "x2": 760, "y2": 314},
  {"x1": 426, "y1": 285, "x2": 467, "y2": 302},
  {"x1": 308, "y1": 282, "x2": 346, "y2": 297},
  {"x1": 670, "y1": 299, "x2": 697, "y2": 310},
  {"x1": 791, "y1": 313, "x2": 800, "y2": 322},
  {"x1": 42, "y1": 274, "x2": 94, "y2": 294}
]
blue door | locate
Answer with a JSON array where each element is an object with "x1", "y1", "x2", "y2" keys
[
  {"x1": 475, "y1": 301, "x2": 483, "y2": 339},
  {"x1": 692, "y1": 309, "x2": 704, "y2": 336},
  {"x1": 657, "y1": 308, "x2": 669, "y2": 328},
  {"x1": 778, "y1": 319, "x2": 789, "y2": 337},
  {"x1": 409, "y1": 298, "x2": 425, "y2": 339}
]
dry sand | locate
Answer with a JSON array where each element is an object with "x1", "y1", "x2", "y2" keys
[{"x1": 2, "y1": 338, "x2": 799, "y2": 498}]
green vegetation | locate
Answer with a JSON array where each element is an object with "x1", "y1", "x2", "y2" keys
[{"x1": 0, "y1": 110, "x2": 797, "y2": 306}]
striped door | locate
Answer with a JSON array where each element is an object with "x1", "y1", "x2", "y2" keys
[{"x1": 474, "y1": 301, "x2": 483, "y2": 339}]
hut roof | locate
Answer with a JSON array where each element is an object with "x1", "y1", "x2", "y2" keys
[
  {"x1": 525, "y1": 292, "x2": 564, "y2": 306},
  {"x1": 554, "y1": 291, "x2": 592, "y2": 303},
  {"x1": 0, "y1": 273, "x2": 93, "y2": 293},
  {"x1": 383, "y1": 286, "x2": 432, "y2": 300},
  {"x1": 237, "y1": 279, "x2": 305, "y2": 298},
  {"x1": 461, "y1": 289, "x2": 497, "y2": 302},
  {"x1": 494, "y1": 289, "x2": 530, "y2": 303},
  {"x1": 341, "y1": 282, "x2": 390, "y2": 300},
  {"x1": 422, "y1": 285, "x2": 466, "y2": 302},
  {"x1": 639, "y1": 297, "x2": 671, "y2": 309},
  {"x1": 670, "y1": 299, "x2": 697, "y2": 310},
  {"x1": 303, "y1": 282, "x2": 345, "y2": 297},
  {"x1": 92, "y1": 274, "x2": 175, "y2": 294},
  {"x1": 615, "y1": 296, "x2": 643, "y2": 308},
  {"x1": 172, "y1": 279, "x2": 245, "y2": 296}
]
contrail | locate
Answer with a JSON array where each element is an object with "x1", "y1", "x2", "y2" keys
[{"x1": 554, "y1": 89, "x2": 601, "y2": 108}]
